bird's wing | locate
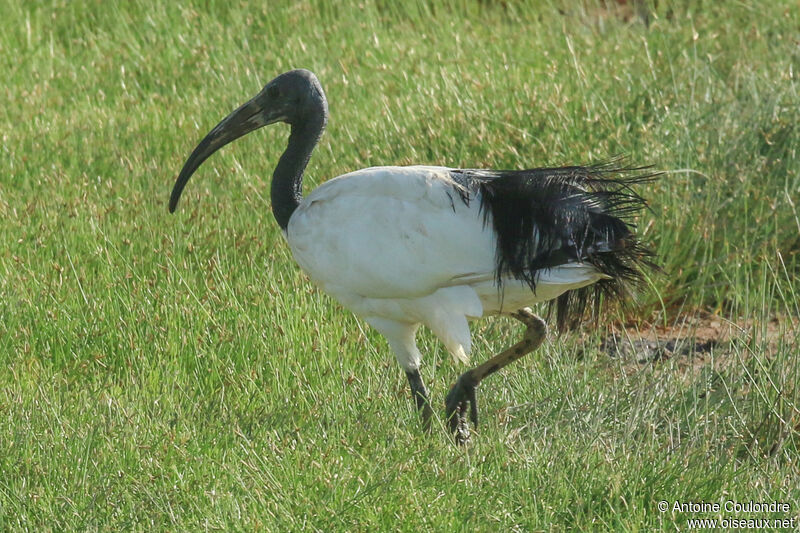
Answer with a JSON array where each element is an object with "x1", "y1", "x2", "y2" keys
[{"x1": 287, "y1": 166, "x2": 497, "y2": 300}]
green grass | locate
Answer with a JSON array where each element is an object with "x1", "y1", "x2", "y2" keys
[{"x1": 2, "y1": 0, "x2": 799, "y2": 530}]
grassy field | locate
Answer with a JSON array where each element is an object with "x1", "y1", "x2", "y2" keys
[{"x1": 2, "y1": 0, "x2": 799, "y2": 530}]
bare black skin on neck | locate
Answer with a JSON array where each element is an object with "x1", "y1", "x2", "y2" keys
[{"x1": 271, "y1": 99, "x2": 326, "y2": 229}]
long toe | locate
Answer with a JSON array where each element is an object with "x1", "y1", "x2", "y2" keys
[{"x1": 444, "y1": 372, "x2": 479, "y2": 444}]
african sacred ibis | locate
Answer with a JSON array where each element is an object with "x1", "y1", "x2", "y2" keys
[{"x1": 169, "y1": 69, "x2": 656, "y2": 444}]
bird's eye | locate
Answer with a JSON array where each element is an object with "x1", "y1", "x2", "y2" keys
[{"x1": 267, "y1": 85, "x2": 280, "y2": 99}]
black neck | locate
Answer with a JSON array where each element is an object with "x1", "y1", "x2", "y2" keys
[{"x1": 271, "y1": 112, "x2": 326, "y2": 230}]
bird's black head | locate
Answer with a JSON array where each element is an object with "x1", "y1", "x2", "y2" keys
[
  {"x1": 168, "y1": 69, "x2": 328, "y2": 213},
  {"x1": 259, "y1": 69, "x2": 328, "y2": 127}
]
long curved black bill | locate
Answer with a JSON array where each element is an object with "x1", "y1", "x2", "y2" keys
[{"x1": 169, "y1": 96, "x2": 274, "y2": 213}]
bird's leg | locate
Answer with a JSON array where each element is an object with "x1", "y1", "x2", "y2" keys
[
  {"x1": 405, "y1": 369, "x2": 434, "y2": 431},
  {"x1": 444, "y1": 308, "x2": 547, "y2": 444}
]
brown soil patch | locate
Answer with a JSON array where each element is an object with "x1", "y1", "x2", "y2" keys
[{"x1": 600, "y1": 311, "x2": 798, "y2": 365}]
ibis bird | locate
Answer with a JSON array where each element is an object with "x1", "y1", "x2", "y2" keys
[{"x1": 169, "y1": 69, "x2": 655, "y2": 443}]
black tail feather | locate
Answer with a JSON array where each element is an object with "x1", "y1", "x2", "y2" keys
[{"x1": 450, "y1": 160, "x2": 658, "y2": 331}]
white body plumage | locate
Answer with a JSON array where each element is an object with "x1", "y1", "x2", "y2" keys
[{"x1": 287, "y1": 165, "x2": 604, "y2": 371}]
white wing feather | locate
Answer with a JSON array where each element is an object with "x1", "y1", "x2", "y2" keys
[{"x1": 288, "y1": 166, "x2": 496, "y2": 299}]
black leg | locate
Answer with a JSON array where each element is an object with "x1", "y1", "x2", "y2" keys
[
  {"x1": 445, "y1": 308, "x2": 547, "y2": 444},
  {"x1": 406, "y1": 369, "x2": 434, "y2": 431}
]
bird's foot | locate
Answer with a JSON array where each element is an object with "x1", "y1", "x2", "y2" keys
[
  {"x1": 443, "y1": 309, "x2": 546, "y2": 445},
  {"x1": 444, "y1": 371, "x2": 479, "y2": 445}
]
